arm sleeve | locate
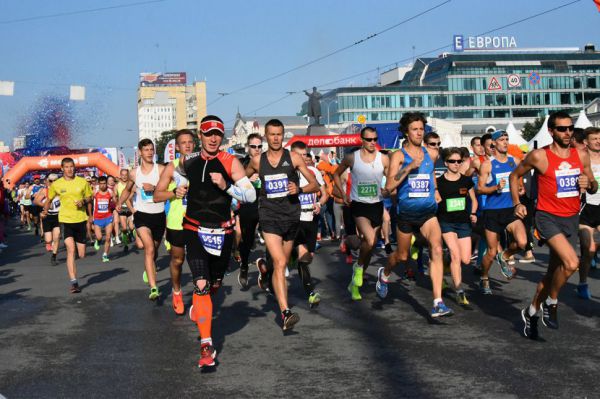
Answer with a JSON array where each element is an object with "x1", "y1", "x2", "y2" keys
[{"x1": 226, "y1": 176, "x2": 256, "y2": 204}]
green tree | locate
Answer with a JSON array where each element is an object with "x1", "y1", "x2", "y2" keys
[
  {"x1": 521, "y1": 116, "x2": 545, "y2": 142},
  {"x1": 155, "y1": 130, "x2": 177, "y2": 161}
]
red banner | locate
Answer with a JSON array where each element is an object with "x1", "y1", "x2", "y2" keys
[{"x1": 285, "y1": 134, "x2": 362, "y2": 148}]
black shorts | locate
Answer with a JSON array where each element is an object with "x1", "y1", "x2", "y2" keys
[
  {"x1": 580, "y1": 203, "x2": 600, "y2": 228},
  {"x1": 43, "y1": 214, "x2": 60, "y2": 233},
  {"x1": 295, "y1": 220, "x2": 318, "y2": 253},
  {"x1": 535, "y1": 210, "x2": 579, "y2": 250},
  {"x1": 343, "y1": 205, "x2": 357, "y2": 236},
  {"x1": 118, "y1": 209, "x2": 133, "y2": 217},
  {"x1": 184, "y1": 229, "x2": 234, "y2": 284},
  {"x1": 133, "y1": 211, "x2": 166, "y2": 242},
  {"x1": 30, "y1": 205, "x2": 42, "y2": 217},
  {"x1": 260, "y1": 219, "x2": 299, "y2": 242},
  {"x1": 483, "y1": 208, "x2": 518, "y2": 235},
  {"x1": 23, "y1": 205, "x2": 32, "y2": 213},
  {"x1": 63, "y1": 221, "x2": 87, "y2": 244},
  {"x1": 397, "y1": 212, "x2": 436, "y2": 234},
  {"x1": 166, "y1": 228, "x2": 186, "y2": 248},
  {"x1": 440, "y1": 221, "x2": 472, "y2": 239},
  {"x1": 350, "y1": 201, "x2": 383, "y2": 228}
]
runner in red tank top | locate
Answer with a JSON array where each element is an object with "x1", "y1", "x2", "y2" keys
[
  {"x1": 509, "y1": 111, "x2": 598, "y2": 340},
  {"x1": 92, "y1": 176, "x2": 116, "y2": 263}
]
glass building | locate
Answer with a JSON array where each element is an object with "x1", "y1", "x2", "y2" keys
[{"x1": 319, "y1": 45, "x2": 600, "y2": 134}]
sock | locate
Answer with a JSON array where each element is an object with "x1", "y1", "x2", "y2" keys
[
  {"x1": 172, "y1": 289, "x2": 181, "y2": 295},
  {"x1": 103, "y1": 252, "x2": 107, "y2": 257},
  {"x1": 192, "y1": 292, "x2": 212, "y2": 340},
  {"x1": 545, "y1": 297, "x2": 558, "y2": 306},
  {"x1": 433, "y1": 298, "x2": 443, "y2": 306},
  {"x1": 528, "y1": 304, "x2": 538, "y2": 317},
  {"x1": 200, "y1": 337, "x2": 213, "y2": 346}
]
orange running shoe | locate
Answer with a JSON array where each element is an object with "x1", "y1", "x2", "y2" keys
[{"x1": 172, "y1": 290, "x2": 184, "y2": 315}]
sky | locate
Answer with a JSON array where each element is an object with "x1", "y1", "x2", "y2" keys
[{"x1": 0, "y1": 0, "x2": 598, "y2": 149}]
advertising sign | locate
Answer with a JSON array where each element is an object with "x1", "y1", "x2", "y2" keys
[
  {"x1": 453, "y1": 35, "x2": 517, "y2": 52},
  {"x1": 163, "y1": 139, "x2": 176, "y2": 163},
  {"x1": 140, "y1": 72, "x2": 187, "y2": 87}
]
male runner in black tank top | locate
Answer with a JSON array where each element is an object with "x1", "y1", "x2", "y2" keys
[{"x1": 246, "y1": 118, "x2": 319, "y2": 331}]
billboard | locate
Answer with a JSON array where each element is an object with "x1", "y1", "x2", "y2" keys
[
  {"x1": 140, "y1": 72, "x2": 187, "y2": 87},
  {"x1": 453, "y1": 35, "x2": 517, "y2": 52}
]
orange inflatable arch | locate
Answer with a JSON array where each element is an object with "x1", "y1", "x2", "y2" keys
[{"x1": 2, "y1": 153, "x2": 120, "y2": 190}]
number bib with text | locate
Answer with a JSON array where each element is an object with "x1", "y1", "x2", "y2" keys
[
  {"x1": 555, "y1": 168, "x2": 580, "y2": 198},
  {"x1": 299, "y1": 192, "x2": 316, "y2": 210},
  {"x1": 264, "y1": 173, "x2": 289, "y2": 198},
  {"x1": 198, "y1": 227, "x2": 226, "y2": 257},
  {"x1": 97, "y1": 199, "x2": 110, "y2": 214},
  {"x1": 494, "y1": 172, "x2": 511, "y2": 193},
  {"x1": 408, "y1": 174, "x2": 431, "y2": 198},
  {"x1": 141, "y1": 190, "x2": 154, "y2": 203},
  {"x1": 357, "y1": 181, "x2": 378, "y2": 200},
  {"x1": 446, "y1": 197, "x2": 466, "y2": 212}
]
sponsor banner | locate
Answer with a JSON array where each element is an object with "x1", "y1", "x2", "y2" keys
[
  {"x1": 140, "y1": 72, "x2": 187, "y2": 86},
  {"x1": 118, "y1": 150, "x2": 127, "y2": 168},
  {"x1": 164, "y1": 139, "x2": 176, "y2": 163},
  {"x1": 285, "y1": 134, "x2": 363, "y2": 148}
]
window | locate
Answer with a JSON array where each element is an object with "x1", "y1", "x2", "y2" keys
[{"x1": 454, "y1": 95, "x2": 475, "y2": 107}]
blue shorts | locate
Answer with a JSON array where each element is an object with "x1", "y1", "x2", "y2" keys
[
  {"x1": 440, "y1": 221, "x2": 472, "y2": 239},
  {"x1": 94, "y1": 216, "x2": 114, "y2": 228}
]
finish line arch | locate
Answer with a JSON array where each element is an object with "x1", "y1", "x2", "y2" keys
[
  {"x1": 284, "y1": 134, "x2": 362, "y2": 148},
  {"x1": 2, "y1": 153, "x2": 120, "y2": 190}
]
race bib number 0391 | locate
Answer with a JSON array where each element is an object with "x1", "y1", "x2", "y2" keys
[
  {"x1": 264, "y1": 173, "x2": 289, "y2": 198},
  {"x1": 555, "y1": 168, "x2": 580, "y2": 198},
  {"x1": 408, "y1": 174, "x2": 431, "y2": 198}
]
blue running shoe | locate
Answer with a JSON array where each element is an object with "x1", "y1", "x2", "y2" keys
[
  {"x1": 375, "y1": 267, "x2": 388, "y2": 299},
  {"x1": 479, "y1": 278, "x2": 492, "y2": 295},
  {"x1": 577, "y1": 283, "x2": 592, "y2": 300},
  {"x1": 431, "y1": 301, "x2": 453, "y2": 318},
  {"x1": 496, "y1": 250, "x2": 514, "y2": 279}
]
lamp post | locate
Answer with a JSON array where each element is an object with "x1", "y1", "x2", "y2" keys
[{"x1": 324, "y1": 99, "x2": 338, "y2": 126}]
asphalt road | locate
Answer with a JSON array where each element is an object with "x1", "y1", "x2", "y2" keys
[{"x1": 1, "y1": 219, "x2": 599, "y2": 398}]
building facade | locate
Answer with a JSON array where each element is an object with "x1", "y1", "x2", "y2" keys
[
  {"x1": 319, "y1": 45, "x2": 600, "y2": 134},
  {"x1": 228, "y1": 114, "x2": 309, "y2": 150},
  {"x1": 137, "y1": 72, "x2": 207, "y2": 143}
]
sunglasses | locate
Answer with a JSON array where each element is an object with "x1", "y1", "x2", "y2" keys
[
  {"x1": 249, "y1": 144, "x2": 263, "y2": 149},
  {"x1": 554, "y1": 125, "x2": 575, "y2": 132},
  {"x1": 427, "y1": 142, "x2": 441, "y2": 147},
  {"x1": 362, "y1": 137, "x2": 378, "y2": 142},
  {"x1": 202, "y1": 131, "x2": 224, "y2": 137},
  {"x1": 490, "y1": 144, "x2": 496, "y2": 149},
  {"x1": 446, "y1": 159, "x2": 463, "y2": 164}
]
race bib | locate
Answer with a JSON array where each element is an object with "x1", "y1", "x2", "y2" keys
[
  {"x1": 592, "y1": 165, "x2": 600, "y2": 186},
  {"x1": 264, "y1": 173, "x2": 289, "y2": 198},
  {"x1": 299, "y1": 192, "x2": 316, "y2": 210},
  {"x1": 555, "y1": 168, "x2": 580, "y2": 198},
  {"x1": 495, "y1": 172, "x2": 511, "y2": 193},
  {"x1": 97, "y1": 199, "x2": 110, "y2": 214},
  {"x1": 51, "y1": 198, "x2": 60, "y2": 211},
  {"x1": 357, "y1": 182, "x2": 378, "y2": 199},
  {"x1": 141, "y1": 189, "x2": 154, "y2": 203},
  {"x1": 198, "y1": 227, "x2": 226, "y2": 257},
  {"x1": 446, "y1": 197, "x2": 466, "y2": 212},
  {"x1": 408, "y1": 174, "x2": 431, "y2": 198}
]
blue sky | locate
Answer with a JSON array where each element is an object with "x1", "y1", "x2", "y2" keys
[{"x1": 0, "y1": 0, "x2": 598, "y2": 149}]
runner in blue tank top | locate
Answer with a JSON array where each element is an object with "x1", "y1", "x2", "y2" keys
[
  {"x1": 376, "y1": 112, "x2": 453, "y2": 318},
  {"x1": 476, "y1": 130, "x2": 527, "y2": 294}
]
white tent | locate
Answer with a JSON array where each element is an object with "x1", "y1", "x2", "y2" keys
[
  {"x1": 506, "y1": 121, "x2": 528, "y2": 146},
  {"x1": 575, "y1": 110, "x2": 593, "y2": 129},
  {"x1": 528, "y1": 115, "x2": 551, "y2": 149},
  {"x1": 428, "y1": 117, "x2": 462, "y2": 147}
]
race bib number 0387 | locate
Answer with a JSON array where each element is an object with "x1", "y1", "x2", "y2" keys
[{"x1": 408, "y1": 174, "x2": 431, "y2": 198}]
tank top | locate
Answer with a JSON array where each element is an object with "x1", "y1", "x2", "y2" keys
[
  {"x1": 396, "y1": 147, "x2": 437, "y2": 216},
  {"x1": 258, "y1": 149, "x2": 300, "y2": 222},
  {"x1": 585, "y1": 162, "x2": 600, "y2": 206},
  {"x1": 94, "y1": 190, "x2": 113, "y2": 220},
  {"x1": 482, "y1": 156, "x2": 516, "y2": 210},
  {"x1": 116, "y1": 181, "x2": 129, "y2": 210},
  {"x1": 536, "y1": 147, "x2": 582, "y2": 217},
  {"x1": 166, "y1": 158, "x2": 188, "y2": 230},
  {"x1": 349, "y1": 149, "x2": 384, "y2": 204},
  {"x1": 134, "y1": 163, "x2": 164, "y2": 214},
  {"x1": 298, "y1": 165, "x2": 324, "y2": 222}
]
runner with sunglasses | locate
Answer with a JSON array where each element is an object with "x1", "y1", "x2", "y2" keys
[
  {"x1": 512, "y1": 111, "x2": 597, "y2": 339},
  {"x1": 378, "y1": 112, "x2": 453, "y2": 318},
  {"x1": 334, "y1": 127, "x2": 389, "y2": 301},
  {"x1": 476, "y1": 130, "x2": 527, "y2": 295}
]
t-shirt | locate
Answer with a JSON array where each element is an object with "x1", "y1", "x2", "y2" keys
[
  {"x1": 436, "y1": 174, "x2": 474, "y2": 224},
  {"x1": 48, "y1": 176, "x2": 93, "y2": 223}
]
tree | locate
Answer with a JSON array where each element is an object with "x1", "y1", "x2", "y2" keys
[
  {"x1": 155, "y1": 130, "x2": 177, "y2": 161},
  {"x1": 521, "y1": 116, "x2": 545, "y2": 142}
]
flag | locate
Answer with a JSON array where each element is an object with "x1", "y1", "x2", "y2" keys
[{"x1": 163, "y1": 139, "x2": 176, "y2": 163}]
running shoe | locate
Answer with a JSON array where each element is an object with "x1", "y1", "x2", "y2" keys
[
  {"x1": 0, "y1": 242, "x2": 8, "y2": 249},
  {"x1": 258, "y1": 233, "x2": 265, "y2": 245},
  {"x1": 94, "y1": 240, "x2": 100, "y2": 251},
  {"x1": 115, "y1": 236, "x2": 122, "y2": 245},
  {"x1": 238, "y1": 266, "x2": 249, "y2": 289},
  {"x1": 282, "y1": 310, "x2": 300, "y2": 331},
  {"x1": 377, "y1": 239, "x2": 385, "y2": 249},
  {"x1": 149, "y1": 286, "x2": 160, "y2": 301},
  {"x1": 285, "y1": 266, "x2": 290, "y2": 278},
  {"x1": 164, "y1": 240, "x2": 171, "y2": 252},
  {"x1": 51, "y1": 254, "x2": 58, "y2": 266},
  {"x1": 347, "y1": 282, "x2": 361, "y2": 301},
  {"x1": 45, "y1": 243, "x2": 52, "y2": 252},
  {"x1": 352, "y1": 263, "x2": 364, "y2": 287},
  {"x1": 577, "y1": 283, "x2": 592, "y2": 300},
  {"x1": 233, "y1": 249, "x2": 241, "y2": 263},
  {"x1": 198, "y1": 343, "x2": 217, "y2": 368},
  {"x1": 121, "y1": 232, "x2": 129, "y2": 245},
  {"x1": 345, "y1": 254, "x2": 353, "y2": 265},
  {"x1": 479, "y1": 278, "x2": 492, "y2": 295},
  {"x1": 405, "y1": 267, "x2": 416, "y2": 282},
  {"x1": 172, "y1": 290, "x2": 184, "y2": 315},
  {"x1": 256, "y1": 258, "x2": 268, "y2": 291},
  {"x1": 410, "y1": 236, "x2": 418, "y2": 260},
  {"x1": 431, "y1": 301, "x2": 453, "y2": 318},
  {"x1": 102, "y1": 254, "x2": 109, "y2": 263},
  {"x1": 519, "y1": 254, "x2": 536, "y2": 263},
  {"x1": 110, "y1": 238, "x2": 115, "y2": 248},
  {"x1": 70, "y1": 283, "x2": 81, "y2": 294},
  {"x1": 540, "y1": 302, "x2": 558, "y2": 329},
  {"x1": 308, "y1": 292, "x2": 321, "y2": 308},
  {"x1": 508, "y1": 255, "x2": 516, "y2": 265},
  {"x1": 456, "y1": 291, "x2": 470, "y2": 307},
  {"x1": 142, "y1": 270, "x2": 149, "y2": 284},
  {"x1": 496, "y1": 251, "x2": 514, "y2": 279},
  {"x1": 339, "y1": 241, "x2": 347, "y2": 253},
  {"x1": 375, "y1": 267, "x2": 388, "y2": 299},
  {"x1": 521, "y1": 308, "x2": 539, "y2": 339},
  {"x1": 384, "y1": 243, "x2": 393, "y2": 255}
]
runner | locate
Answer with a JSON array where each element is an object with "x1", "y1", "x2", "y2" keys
[
  {"x1": 42, "y1": 157, "x2": 93, "y2": 293},
  {"x1": 237, "y1": 133, "x2": 263, "y2": 289},
  {"x1": 92, "y1": 176, "x2": 116, "y2": 263},
  {"x1": 377, "y1": 112, "x2": 453, "y2": 318},
  {"x1": 27, "y1": 175, "x2": 44, "y2": 237},
  {"x1": 116, "y1": 139, "x2": 166, "y2": 300},
  {"x1": 333, "y1": 127, "x2": 389, "y2": 301},
  {"x1": 576, "y1": 126, "x2": 600, "y2": 299},
  {"x1": 107, "y1": 175, "x2": 120, "y2": 247},
  {"x1": 436, "y1": 148, "x2": 478, "y2": 306},
  {"x1": 154, "y1": 129, "x2": 196, "y2": 314},
  {"x1": 290, "y1": 140, "x2": 328, "y2": 307},
  {"x1": 20, "y1": 182, "x2": 32, "y2": 231},
  {"x1": 512, "y1": 111, "x2": 597, "y2": 339},
  {"x1": 33, "y1": 174, "x2": 61, "y2": 265},
  {"x1": 245, "y1": 118, "x2": 319, "y2": 330},
  {"x1": 116, "y1": 169, "x2": 135, "y2": 252},
  {"x1": 176, "y1": 115, "x2": 256, "y2": 367},
  {"x1": 477, "y1": 130, "x2": 527, "y2": 294}
]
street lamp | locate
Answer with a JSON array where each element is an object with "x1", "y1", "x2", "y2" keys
[{"x1": 324, "y1": 99, "x2": 338, "y2": 126}]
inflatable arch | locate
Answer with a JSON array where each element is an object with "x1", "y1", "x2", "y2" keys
[{"x1": 2, "y1": 153, "x2": 120, "y2": 190}]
